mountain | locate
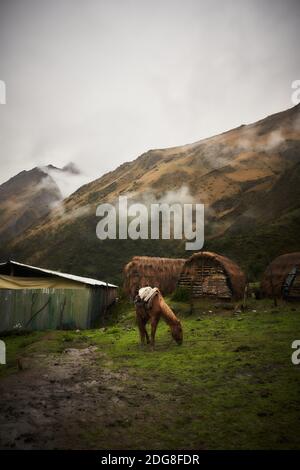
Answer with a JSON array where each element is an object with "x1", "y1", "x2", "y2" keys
[
  {"x1": 0, "y1": 165, "x2": 62, "y2": 247},
  {"x1": 2, "y1": 104, "x2": 300, "y2": 283},
  {"x1": 0, "y1": 163, "x2": 85, "y2": 249}
]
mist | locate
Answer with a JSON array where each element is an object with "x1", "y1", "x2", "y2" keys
[
  {"x1": 40, "y1": 165, "x2": 91, "y2": 199},
  {"x1": 0, "y1": 0, "x2": 299, "y2": 191}
]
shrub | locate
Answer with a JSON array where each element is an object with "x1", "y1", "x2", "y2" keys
[{"x1": 171, "y1": 287, "x2": 191, "y2": 302}]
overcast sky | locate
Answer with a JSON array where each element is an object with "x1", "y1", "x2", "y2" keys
[{"x1": 0, "y1": 0, "x2": 299, "y2": 187}]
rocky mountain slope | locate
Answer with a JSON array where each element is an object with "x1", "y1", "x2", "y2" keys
[
  {"x1": 0, "y1": 163, "x2": 86, "y2": 249},
  {"x1": 2, "y1": 104, "x2": 300, "y2": 282},
  {"x1": 0, "y1": 165, "x2": 62, "y2": 247}
]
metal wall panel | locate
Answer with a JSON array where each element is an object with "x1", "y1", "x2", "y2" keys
[{"x1": 0, "y1": 287, "x2": 116, "y2": 331}]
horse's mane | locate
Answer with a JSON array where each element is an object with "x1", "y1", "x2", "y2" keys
[{"x1": 158, "y1": 295, "x2": 180, "y2": 326}]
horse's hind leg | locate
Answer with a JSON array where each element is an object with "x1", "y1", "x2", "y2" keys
[
  {"x1": 150, "y1": 317, "x2": 159, "y2": 349},
  {"x1": 137, "y1": 316, "x2": 149, "y2": 346},
  {"x1": 141, "y1": 325, "x2": 150, "y2": 346},
  {"x1": 144, "y1": 326, "x2": 150, "y2": 344}
]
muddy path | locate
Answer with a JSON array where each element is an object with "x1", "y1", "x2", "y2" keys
[{"x1": 0, "y1": 346, "x2": 151, "y2": 450}]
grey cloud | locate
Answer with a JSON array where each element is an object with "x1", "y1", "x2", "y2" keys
[{"x1": 0, "y1": 0, "x2": 299, "y2": 190}]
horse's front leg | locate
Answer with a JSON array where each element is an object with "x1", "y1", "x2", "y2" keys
[{"x1": 150, "y1": 317, "x2": 159, "y2": 350}]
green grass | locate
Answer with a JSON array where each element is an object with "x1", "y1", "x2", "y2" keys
[{"x1": 1, "y1": 297, "x2": 300, "y2": 449}]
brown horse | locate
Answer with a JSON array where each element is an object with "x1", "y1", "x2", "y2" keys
[{"x1": 135, "y1": 291, "x2": 183, "y2": 348}]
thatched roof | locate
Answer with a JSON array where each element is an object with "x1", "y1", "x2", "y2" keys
[
  {"x1": 123, "y1": 256, "x2": 185, "y2": 298},
  {"x1": 261, "y1": 252, "x2": 300, "y2": 297},
  {"x1": 181, "y1": 251, "x2": 246, "y2": 299}
]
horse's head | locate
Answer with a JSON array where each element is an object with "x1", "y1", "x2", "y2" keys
[{"x1": 171, "y1": 319, "x2": 183, "y2": 345}]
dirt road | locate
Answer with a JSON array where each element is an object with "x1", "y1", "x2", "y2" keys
[{"x1": 0, "y1": 347, "x2": 147, "y2": 449}]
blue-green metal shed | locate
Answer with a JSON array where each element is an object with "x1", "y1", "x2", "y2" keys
[{"x1": 0, "y1": 260, "x2": 117, "y2": 332}]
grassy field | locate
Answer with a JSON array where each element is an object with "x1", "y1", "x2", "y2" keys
[{"x1": 0, "y1": 297, "x2": 300, "y2": 449}]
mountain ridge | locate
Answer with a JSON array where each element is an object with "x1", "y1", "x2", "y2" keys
[{"x1": 2, "y1": 104, "x2": 300, "y2": 283}]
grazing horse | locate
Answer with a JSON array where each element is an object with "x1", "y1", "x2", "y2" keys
[{"x1": 135, "y1": 289, "x2": 183, "y2": 348}]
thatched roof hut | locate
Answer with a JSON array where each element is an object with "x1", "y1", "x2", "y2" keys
[
  {"x1": 123, "y1": 256, "x2": 185, "y2": 299},
  {"x1": 261, "y1": 252, "x2": 300, "y2": 300},
  {"x1": 178, "y1": 251, "x2": 246, "y2": 300}
]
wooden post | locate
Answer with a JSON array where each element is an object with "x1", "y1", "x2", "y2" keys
[
  {"x1": 270, "y1": 265, "x2": 277, "y2": 307},
  {"x1": 189, "y1": 279, "x2": 194, "y2": 315},
  {"x1": 242, "y1": 281, "x2": 248, "y2": 311}
]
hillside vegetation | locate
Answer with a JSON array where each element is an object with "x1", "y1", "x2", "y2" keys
[{"x1": 2, "y1": 104, "x2": 300, "y2": 283}]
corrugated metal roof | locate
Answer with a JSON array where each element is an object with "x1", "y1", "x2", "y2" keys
[{"x1": 0, "y1": 260, "x2": 117, "y2": 288}]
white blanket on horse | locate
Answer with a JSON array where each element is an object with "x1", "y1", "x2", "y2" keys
[{"x1": 138, "y1": 287, "x2": 159, "y2": 304}]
